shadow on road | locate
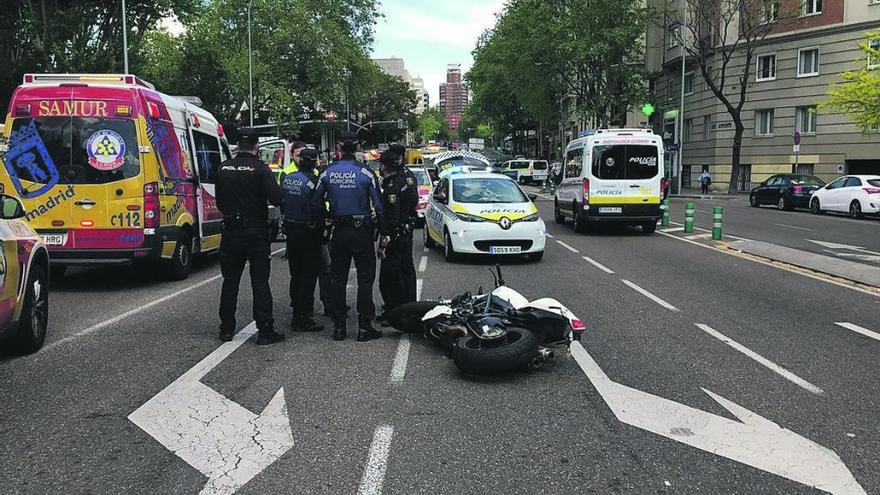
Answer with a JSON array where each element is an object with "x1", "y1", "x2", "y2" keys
[{"x1": 51, "y1": 255, "x2": 221, "y2": 293}]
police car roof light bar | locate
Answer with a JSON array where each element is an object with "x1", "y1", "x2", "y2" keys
[{"x1": 22, "y1": 74, "x2": 156, "y2": 90}]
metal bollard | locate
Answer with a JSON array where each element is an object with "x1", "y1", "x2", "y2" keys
[
  {"x1": 712, "y1": 206, "x2": 723, "y2": 240},
  {"x1": 684, "y1": 202, "x2": 695, "y2": 233},
  {"x1": 661, "y1": 199, "x2": 670, "y2": 228}
]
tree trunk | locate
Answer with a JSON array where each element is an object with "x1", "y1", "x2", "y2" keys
[{"x1": 728, "y1": 118, "x2": 745, "y2": 195}]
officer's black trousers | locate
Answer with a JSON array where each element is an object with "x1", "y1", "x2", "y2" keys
[
  {"x1": 285, "y1": 223, "x2": 323, "y2": 319},
  {"x1": 318, "y1": 242, "x2": 332, "y2": 311},
  {"x1": 329, "y1": 222, "x2": 376, "y2": 326},
  {"x1": 219, "y1": 227, "x2": 273, "y2": 333},
  {"x1": 380, "y1": 236, "x2": 414, "y2": 312},
  {"x1": 399, "y1": 235, "x2": 416, "y2": 303}
]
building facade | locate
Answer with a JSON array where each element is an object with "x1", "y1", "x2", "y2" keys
[
  {"x1": 439, "y1": 64, "x2": 468, "y2": 131},
  {"x1": 372, "y1": 57, "x2": 427, "y2": 114},
  {"x1": 646, "y1": 0, "x2": 880, "y2": 192}
]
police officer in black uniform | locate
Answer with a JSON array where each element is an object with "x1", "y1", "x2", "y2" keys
[
  {"x1": 281, "y1": 148, "x2": 325, "y2": 333},
  {"x1": 389, "y1": 143, "x2": 418, "y2": 305},
  {"x1": 313, "y1": 131, "x2": 384, "y2": 342},
  {"x1": 377, "y1": 150, "x2": 417, "y2": 318},
  {"x1": 215, "y1": 128, "x2": 285, "y2": 345}
]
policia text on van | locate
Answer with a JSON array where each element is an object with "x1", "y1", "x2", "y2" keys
[{"x1": 1, "y1": 74, "x2": 230, "y2": 280}]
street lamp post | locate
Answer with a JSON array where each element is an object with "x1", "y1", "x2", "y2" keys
[
  {"x1": 121, "y1": 0, "x2": 129, "y2": 73},
  {"x1": 247, "y1": 0, "x2": 254, "y2": 127}
]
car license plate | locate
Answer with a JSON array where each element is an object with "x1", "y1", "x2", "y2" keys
[
  {"x1": 598, "y1": 207, "x2": 623, "y2": 214},
  {"x1": 40, "y1": 234, "x2": 67, "y2": 246},
  {"x1": 490, "y1": 246, "x2": 522, "y2": 254}
]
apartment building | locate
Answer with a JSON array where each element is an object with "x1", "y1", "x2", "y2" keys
[
  {"x1": 439, "y1": 64, "x2": 468, "y2": 131},
  {"x1": 372, "y1": 57, "x2": 427, "y2": 114},
  {"x1": 646, "y1": 0, "x2": 880, "y2": 192}
]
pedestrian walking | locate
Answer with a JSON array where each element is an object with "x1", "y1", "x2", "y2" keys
[
  {"x1": 377, "y1": 150, "x2": 417, "y2": 321},
  {"x1": 313, "y1": 131, "x2": 384, "y2": 342},
  {"x1": 699, "y1": 169, "x2": 712, "y2": 195},
  {"x1": 281, "y1": 148, "x2": 325, "y2": 333},
  {"x1": 215, "y1": 128, "x2": 285, "y2": 345},
  {"x1": 389, "y1": 143, "x2": 418, "y2": 303}
]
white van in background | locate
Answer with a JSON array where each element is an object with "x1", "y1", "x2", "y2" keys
[{"x1": 554, "y1": 129, "x2": 664, "y2": 234}]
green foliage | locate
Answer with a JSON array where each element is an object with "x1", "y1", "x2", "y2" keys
[
  {"x1": 415, "y1": 107, "x2": 447, "y2": 144},
  {"x1": 821, "y1": 32, "x2": 880, "y2": 132}
]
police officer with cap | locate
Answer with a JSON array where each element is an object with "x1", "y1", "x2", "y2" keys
[
  {"x1": 377, "y1": 149, "x2": 416, "y2": 319},
  {"x1": 281, "y1": 148, "x2": 325, "y2": 333},
  {"x1": 388, "y1": 143, "x2": 418, "y2": 305},
  {"x1": 313, "y1": 131, "x2": 384, "y2": 342},
  {"x1": 215, "y1": 127, "x2": 285, "y2": 345}
]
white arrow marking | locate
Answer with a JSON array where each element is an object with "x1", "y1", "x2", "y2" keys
[
  {"x1": 808, "y1": 240, "x2": 880, "y2": 256},
  {"x1": 569, "y1": 341, "x2": 865, "y2": 495},
  {"x1": 128, "y1": 323, "x2": 294, "y2": 495}
]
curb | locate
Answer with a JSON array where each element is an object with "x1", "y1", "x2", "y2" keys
[{"x1": 672, "y1": 195, "x2": 742, "y2": 201}]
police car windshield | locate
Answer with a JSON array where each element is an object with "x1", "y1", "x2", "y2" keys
[
  {"x1": 452, "y1": 177, "x2": 528, "y2": 204},
  {"x1": 8, "y1": 117, "x2": 140, "y2": 184}
]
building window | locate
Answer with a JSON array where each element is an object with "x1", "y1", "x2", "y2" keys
[
  {"x1": 868, "y1": 38, "x2": 880, "y2": 68},
  {"x1": 796, "y1": 106, "x2": 818, "y2": 134},
  {"x1": 798, "y1": 47, "x2": 820, "y2": 76},
  {"x1": 755, "y1": 109, "x2": 775, "y2": 136},
  {"x1": 667, "y1": 80, "x2": 674, "y2": 101},
  {"x1": 703, "y1": 115, "x2": 711, "y2": 140},
  {"x1": 802, "y1": 0, "x2": 822, "y2": 16},
  {"x1": 684, "y1": 72, "x2": 694, "y2": 95},
  {"x1": 762, "y1": 1, "x2": 780, "y2": 23},
  {"x1": 756, "y1": 53, "x2": 776, "y2": 81},
  {"x1": 668, "y1": 25, "x2": 679, "y2": 49},
  {"x1": 684, "y1": 118, "x2": 694, "y2": 142}
]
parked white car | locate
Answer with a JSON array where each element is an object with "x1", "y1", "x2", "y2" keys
[{"x1": 810, "y1": 175, "x2": 880, "y2": 218}]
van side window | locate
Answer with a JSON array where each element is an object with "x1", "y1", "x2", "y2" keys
[
  {"x1": 192, "y1": 130, "x2": 222, "y2": 184},
  {"x1": 220, "y1": 141, "x2": 232, "y2": 162},
  {"x1": 565, "y1": 148, "x2": 584, "y2": 178}
]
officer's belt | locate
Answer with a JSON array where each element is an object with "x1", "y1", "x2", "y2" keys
[
  {"x1": 223, "y1": 215, "x2": 266, "y2": 229},
  {"x1": 284, "y1": 219, "x2": 322, "y2": 228},
  {"x1": 333, "y1": 215, "x2": 372, "y2": 227}
]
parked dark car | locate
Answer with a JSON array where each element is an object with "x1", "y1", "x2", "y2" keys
[{"x1": 750, "y1": 174, "x2": 825, "y2": 210}]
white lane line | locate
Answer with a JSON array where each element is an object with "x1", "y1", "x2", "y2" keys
[
  {"x1": 834, "y1": 322, "x2": 880, "y2": 343},
  {"x1": 418, "y1": 256, "x2": 428, "y2": 272},
  {"x1": 694, "y1": 323, "x2": 825, "y2": 395},
  {"x1": 423, "y1": 246, "x2": 429, "y2": 253},
  {"x1": 390, "y1": 334, "x2": 411, "y2": 383},
  {"x1": 546, "y1": 233, "x2": 555, "y2": 238},
  {"x1": 620, "y1": 280, "x2": 680, "y2": 312},
  {"x1": 776, "y1": 224, "x2": 814, "y2": 232},
  {"x1": 357, "y1": 425, "x2": 395, "y2": 495},
  {"x1": 416, "y1": 279, "x2": 423, "y2": 300},
  {"x1": 582, "y1": 256, "x2": 615, "y2": 274},
  {"x1": 661, "y1": 227, "x2": 685, "y2": 233},
  {"x1": 556, "y1": 240, "x2": 579, "y2": 253},
  {"x1": 685, "y1": 233, "x2": 713, "y2": 240}
]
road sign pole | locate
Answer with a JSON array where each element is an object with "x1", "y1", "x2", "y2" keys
[{"x1": 684, "y1": 202, "x2": 695, "y2": 234}]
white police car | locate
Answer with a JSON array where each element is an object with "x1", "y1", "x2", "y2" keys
[{"x1": 423, "y1": 170, "x2": 546, "y2": 262}]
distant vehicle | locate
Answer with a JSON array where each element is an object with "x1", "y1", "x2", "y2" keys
[
  {"x1": 555, "y1": 129, "x2": 664, "y2": 234},
  {"x1": 424, "y1": 171, "x2": 546, "y2": 262},
  {"x1": 258, "y1": 138, "x2": 293, "y2": 241},
  {"x1": 504, "y1": 159, "x2": 549, "y2": 185},
  {"x1": 2, "y1": 74, "x2": 230, "y2": 280},
  {"x1": 0, "y1": 194, "x2": 50, "y2": 354},
  {"x1": 409, "y1": 167, "x2": 433, "y2": 226},
  {"x1": 810, "y1": 175, "x2": 880, "y2": 218},
  {"x1": 749, "y1": 174, "x2": 825, "y2": 210},
  {"x1": 431, "y1": 150, "x2": 491, "y2": 172},
  {"x1": 406, "y1": 149, "x2": 424, "y2": 166}
]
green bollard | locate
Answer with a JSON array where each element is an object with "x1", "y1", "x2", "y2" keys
[
  {"x1": 684, "y1": 202, "x2": 695, "y2": 233},
  {"x1": 712, "y1": 206, "x2": 723, "y2": 240},
  {"x1": 661, "y1": 199, "x2": 670, "y2": 228}
]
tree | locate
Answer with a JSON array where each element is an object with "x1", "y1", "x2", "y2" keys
[
  {"x1": 415, "y1": 107, "x2": 446, "y2": 144},
  {"x1": 664, "y1": 0, "x2": 797, "y2": 194},
  {"x1": 821, "y1": 31, "x2": 880, "y2": 132}
]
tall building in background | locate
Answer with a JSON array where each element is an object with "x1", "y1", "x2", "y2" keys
[
  {"x1": 439, "y1": 64, "x2": 468, "y2": 131},
  {"x1": 372, "y1": 57, "x2": 426, "y2": 114}
]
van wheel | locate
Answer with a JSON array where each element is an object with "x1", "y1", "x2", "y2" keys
[
  {"x1": 642, "y1": 221, "x2": 657, "y2": 234},
  {"x1": 13, "y1": 264, "x2": 49, "y2": 355},
  {"x1": 554, "y1": 201, "x2": 565, "y2": 224},
  {"x1": 573, "y1": 204, "x2": 589, "y2": 234},
  {"x1": 166, "y1": 235, "x2": 193, "y2": 281}
]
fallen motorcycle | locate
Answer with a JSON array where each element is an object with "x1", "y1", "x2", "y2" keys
[{"x1": 388, "y1": 265, "x2": 586, "y2": 375}]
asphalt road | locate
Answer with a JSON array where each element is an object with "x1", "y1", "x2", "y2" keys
[{"x1": 1, "y1": 199, "x2": 879, "y2": 494}]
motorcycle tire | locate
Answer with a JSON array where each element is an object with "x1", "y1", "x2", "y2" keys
[
  {"x1": 452, "y1": 327, "x2": 539, "y2": 375},
  {"x1": 388, "y1": 301, "x2": 441, "y2": 333}
]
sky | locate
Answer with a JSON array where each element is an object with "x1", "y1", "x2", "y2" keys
[{"x1": 370, "y1": 0, "x2": 506, "y2": 106}]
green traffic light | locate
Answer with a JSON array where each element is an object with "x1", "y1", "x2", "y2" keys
[{"x1": 641, "y1": 103, "x2": 655, "y2": 117}]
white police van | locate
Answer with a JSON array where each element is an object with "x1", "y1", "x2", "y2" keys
[{"x1": 554, "y1": 129, "x2": 664, "y2": 234}]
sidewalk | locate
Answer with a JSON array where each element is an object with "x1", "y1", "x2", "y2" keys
[{"x1": 672, "y1": 188, "x2": 744, "y2": 201}]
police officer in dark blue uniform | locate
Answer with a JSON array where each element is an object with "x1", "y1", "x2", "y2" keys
[
  {"x1": 377, "y1": 150, "x2": 417, "y2": 318},
  {"x1": 281, "y1": 148, "x2": 325, "y2": 333},
  {"x1": 313, "y1": 131, "x2": 384, "y2": 342},
  {"x1": 215, "y1": 128, "x2": 285, "y2": 345},
  {"x1": 389, "y1": 143, "x2": 418, "y2": 305}
]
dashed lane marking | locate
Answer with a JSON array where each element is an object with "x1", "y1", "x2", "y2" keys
[
  {"x1": 555, "y1": 240, "x2": 579, "y2": 253},
  {"x1": 582, "y1": 256, "x2": 615, "y2": 274},
  {"x1": 834, "y1": 322, "x2": 880, "y2": 343},
  {"x1": 694, "y1": 323, "x2": 825, "y2": 396},
  {"x1": 390, "y1": 335, "x2": 411, "y2": 383},
  {"x1": 416, "y1": 279, "x2": 423, "y2": 300},
  {"x1": 776, "y1": 224, "x2": 814, "y2": 232},
  {"x1": 418, "y1": 255, "x2": 428, "y2": 272},
  {"x1": 357, "y1": 425, "x2": 394, "y2": 495},
  {"x1": 620, "y1": 279, "x2": 680, "y2": 312}
]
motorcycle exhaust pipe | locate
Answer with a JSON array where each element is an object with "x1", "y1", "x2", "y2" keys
[
  {"x1": 529, "y1": 357, "x2": 543, "y2": 370},
  {"x1": 538, "y1": 347, "x2": 555, "y2": 361}
]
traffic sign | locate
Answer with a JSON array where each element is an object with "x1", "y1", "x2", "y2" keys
[
  {"x1": 793, "y1": 144, "x2": 800, "y2": 154},
  {"x1": 666, "y1": 143, "x2": 680, "y2": 152}
]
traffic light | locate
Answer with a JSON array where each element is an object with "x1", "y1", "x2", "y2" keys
[{"x1": 641, "y1": 103, "x2": 656, "y2": 117}]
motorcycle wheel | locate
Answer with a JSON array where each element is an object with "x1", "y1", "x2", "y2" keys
[
  {"x1": 388, "y1": 301, "x2": 440, "y2": 333},
  {"x1": 452, "y1": 327, "x2": 539, "y2": 375}
]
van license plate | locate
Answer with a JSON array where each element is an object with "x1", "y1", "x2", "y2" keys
[
  {"x1": 490, "y1": 246, "x2": 521, "y2": 254},
  {"x1": 40, "y1": 234, "x2": 67, "y2": 246},
  {"x1": 599, "y1": 207, "x2": 623, "y2": 214}
]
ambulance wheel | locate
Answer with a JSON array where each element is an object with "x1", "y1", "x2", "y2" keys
[{"x1": 166, "y1": 235, "x2": 192, "y2": 281}]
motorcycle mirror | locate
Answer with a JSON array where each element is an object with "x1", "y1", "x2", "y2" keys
[
  {"x1": 495, "y1": 264, "x2": 505, "y2": 286},
  {"x1": 488, "y1": 268, "x2": 498, "y2": 287}
]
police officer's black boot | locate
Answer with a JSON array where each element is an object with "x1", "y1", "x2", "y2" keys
[
  {"x1": 332, "y1": 321, "x2": 347, "y2": 341},
  {"x1": 219, "y1": 327, "x2": 234, "y2": 342},
  {"x1": 291, "y1": 316, "x2": 324, "y2": 333},
  {"x1": 256, "y1": 321, "x2": 286, "y2": 346},
  {"x1": 357, "y1": 318, "x2": 383, "y2": 342}
]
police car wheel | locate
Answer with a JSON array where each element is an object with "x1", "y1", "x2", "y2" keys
[
  {"x1": 528, "y1": 251, "x2": 544, "y2": 262},
  {"x1": 424, "y1": 225, "x2": 436, "y2": 248},
  {"x1": 166, "y1": 236, "x2": 192, "y2": 281},
  {"x1": 444, "y1": 231, "x2": 458, "y2": 262},
  {"x1": 13, "y1": 264, "x2": 48, "y2": 355}
]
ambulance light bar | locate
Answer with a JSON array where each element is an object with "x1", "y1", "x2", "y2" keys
[{"x1": 22, "y1": 74, "x2": 156, "y2": 90}]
